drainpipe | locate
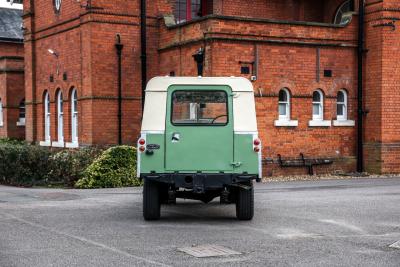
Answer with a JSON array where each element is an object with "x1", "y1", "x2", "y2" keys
[
  {"x1": 357, "y1": 0, "x2": 365, "y2": 172},
  {"x1": 193, "y1": 48, "x2": 205, "y2": 76},
  {"x1": 140, "y1": 0, "x2": 147, "y2": 113},
  {"x1": 115, "y1": 34, "x2": 124, "y2": 145}
]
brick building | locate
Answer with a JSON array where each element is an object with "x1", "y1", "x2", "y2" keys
[
  {"x1": 0, "y1": 2, "x2": 25, "y2": 140},
  {"x1": 20, "y1": 0, "x2": 400, "y2": 175}
]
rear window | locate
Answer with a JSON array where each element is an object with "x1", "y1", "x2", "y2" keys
[{"x1": 171, "y1": 90, "x2": 228, "y2": 126}]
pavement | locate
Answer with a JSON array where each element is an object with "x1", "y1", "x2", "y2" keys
[{"x1": 0, "y1": 178, "x2": 399, "y2": 267}]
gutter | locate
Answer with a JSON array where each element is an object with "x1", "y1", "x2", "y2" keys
[
  {"x1": 115, "y1": 34, "x2": 124, "y2": 145},
  {"x1": 140, "y1": 0, "x2": 147, "y2": 113},
  {"x1": 357, "y1": 0, "x2": 365, "y2": 172}
]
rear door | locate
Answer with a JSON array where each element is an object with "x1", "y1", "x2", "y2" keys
[{"x1": 165, "y1": 85, "x2": 234, "y2": 172}]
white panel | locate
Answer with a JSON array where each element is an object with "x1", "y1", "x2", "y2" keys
[
  {"x1": 141, "y1": 91, "x2": 167, "y2": 131},
  {"x1": 233, "y1": 92, "x2": 258, "y2": 132}
]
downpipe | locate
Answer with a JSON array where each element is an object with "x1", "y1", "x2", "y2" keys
[{"x1": 357, "y1": 0, "x2": 365, "y2": 172}]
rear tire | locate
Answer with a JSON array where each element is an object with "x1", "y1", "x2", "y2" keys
[
  {"x1": 143, "y1": 179, "x2": 160, "y2": 220},
  {"x1": 235, "y1": 183, "x2": 254, "y2": 220}
]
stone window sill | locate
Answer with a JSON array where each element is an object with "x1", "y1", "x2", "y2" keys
[
  {"x1": 39, "y1": 141, "x2": 51, "y2": 147},
  {"x1": 66, "y1": 142, "x2": 79, "y2": 148},
  {"x1": 333, "y1": 120, "x2": 355, "y2": 127},
  {"x1": 52, "y1": 141, "x2": 65, "y2": 148},
  {"x1": 274, "y1": 119, "x2": 298, "y2": 127},
  {"x1": 308, "y1": 120, "x2": 332, "y2": 127}
]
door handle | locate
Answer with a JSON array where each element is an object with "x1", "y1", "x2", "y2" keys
[{"x1": 172, "y1": 132, "x2": 180, "y2": 142}]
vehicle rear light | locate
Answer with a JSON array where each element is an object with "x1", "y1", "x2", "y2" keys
[
  {"x1": 139, "y1": 146, "x2": 146, "y2": 152},
  {"x1": 253, "y1": 139, "x2": 261, "y2": 146},
  {"x1": 254, "y1": 147, "x2": 260, "y2": 153},
  {"x1": 138, "y1": 139, "x2": 146, "y2": 145}
]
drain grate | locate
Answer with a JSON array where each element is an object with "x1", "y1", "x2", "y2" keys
[
  {"x1": 389, "y1": 241, "x2": 400, "y2": 249},
  {"x1": 178, "y1": 244, "x2": 241, "y2": 258}
]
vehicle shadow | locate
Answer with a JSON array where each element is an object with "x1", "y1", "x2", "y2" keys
[{"x1": 158, "y1": 200, "x2": 240, "y2": 222}]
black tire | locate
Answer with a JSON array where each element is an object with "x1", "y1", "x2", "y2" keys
[
  {"x1": 143, "y1": 179, "x2": 160, "y2": 220},
  {"x1": 235, "y1": 183, "x2": 254, "y2": 220}
]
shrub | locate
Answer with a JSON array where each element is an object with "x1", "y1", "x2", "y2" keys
[
  {"x1": 0, "y1": 143, "x2": 51, "y2": 186},
  {"x1": 47, "y1": 147, "x2": 103, "y2": 187},
  {"x1": 75, "y1": 146, "x2": 140, "y2": 189}
]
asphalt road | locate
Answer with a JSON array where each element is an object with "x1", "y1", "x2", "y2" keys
[{"x1": 0, "y1": 178, "x2": 399, "y2": 267}]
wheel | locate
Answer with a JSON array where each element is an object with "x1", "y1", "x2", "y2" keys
[
  {"x1": 235, "y1": 183, "x2": 254, "y2": 220},
  {"x1": 143, "y1": 179, "x2": 160, "y2": 220}
]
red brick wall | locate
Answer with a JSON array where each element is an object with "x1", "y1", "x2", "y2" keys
[{"x1": 0, "y1": 53, "x2": 25, "y2": 140}]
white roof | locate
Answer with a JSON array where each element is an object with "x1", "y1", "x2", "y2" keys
[
  {"x1": 146, "y1": 76, "x2": 254, "y2": 92},
  {"x1": 142, "y1": 76, "x2": 258, "y2": 133}
]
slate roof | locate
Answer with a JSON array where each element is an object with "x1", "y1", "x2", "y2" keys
[{"x1": 0, "y1": 8, "x2": 23, "y2": 42}]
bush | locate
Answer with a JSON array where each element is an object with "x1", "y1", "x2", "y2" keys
[
  {"x1": 47, "y1": 147, "x2": 103, "y2": 187},
  {"x1": 75, "y1": 146, "x2": 140, "y2": 189},
  {"x1": 0, "y1": 143, "x2": 52, "y2": 186}
]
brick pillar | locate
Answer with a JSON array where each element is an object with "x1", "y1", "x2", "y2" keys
[{"x1": 364, "y1": 0, "x2": 400, "y2": 173}]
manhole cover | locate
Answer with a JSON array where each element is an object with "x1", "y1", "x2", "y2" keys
[
  {"x1": 178, "y1": 244, "x2": 241, "y2": 258},
  {"x1": 389, "y1": 241, "x2": 400, "y2": 249}
]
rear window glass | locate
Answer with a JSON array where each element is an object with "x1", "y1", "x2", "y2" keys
[{"x1": 171, "y1": 91, "x2": 228, "y2": 125}]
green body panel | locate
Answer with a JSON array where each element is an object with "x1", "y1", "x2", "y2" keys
[
  {"x1": 232, "y1": 134, "x2": 259, "y2": 174},
  {"x1": 140, "y1": 134, "x2": 165, "y2": 174},
  {"x1": 165, "y1": 85, "x2": 234, "y2": 172}
]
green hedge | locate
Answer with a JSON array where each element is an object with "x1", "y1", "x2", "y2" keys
[
  {"x1": 0, "y1": 139, "x2": 139, "y2": 188},
  {"x1": 0, "y1": 143, "x2": 51, "y2": 186},
  {"x1": 75, "y1": 146, "x2": 141, "y2": 189}
]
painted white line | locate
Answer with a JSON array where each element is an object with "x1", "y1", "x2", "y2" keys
[
  {"x1": 2, "y1": 213, "x2": 171, "y2": 267},
  {"x1": 389, "y1": 240, "x2": 400, "y2": 249},
  {"x1": 319, "y1": 219, "x2": 366, "y2": 234}
]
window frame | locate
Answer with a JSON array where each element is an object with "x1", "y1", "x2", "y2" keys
[
  {"x1": 337, "y1": 89, "x2": 348, "y2": 121},
  {"x1": 174, "y1": 0, "x2": 205, "y2": 24},
  {"x1": 16, "y1": 98, "x2": 26, "y2": 126},
  {"x1": 71, "y1": 89, "x2": 78, "y2": 144},
  {"x1": 44, "y1": 92, "x2": 51, "y2": 142},
  {"x1": 170, "y1": 90, "x2": 229, "y2": 127},
  {"x1": 312, "y1": 90, "x2": 324, "y2": 121},
  {"x1": 334, "y1": 0, "x2": 352, "y2": 25},
  {"x1": 56, "y1": 90, "x2": 64, "y2": 143},
  {"x1": 278, "y1": 88, "x2": 291, "y2": 121},
  {"x1": 0, "y1": 98, "x2": 3, "y2": 127}
]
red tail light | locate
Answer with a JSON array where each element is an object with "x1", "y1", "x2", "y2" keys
[
  {"x1": 138, "y1": 139, "x2": 146, "y2": 145},
  {"x1": 253, "y1": 139, "x2": 261, "y2": 146},
  {"x1": 139, "y1": 146, "x2": 146, "y2": 152}
]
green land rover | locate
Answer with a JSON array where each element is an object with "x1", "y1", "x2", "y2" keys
[{"x1": 138, "y1": 77, "x2": 261, "y2": 220}]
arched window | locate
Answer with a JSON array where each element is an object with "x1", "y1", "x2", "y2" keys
[
  {"x1": 17, "y1": 99, "x2": 25, "y2": 126},
  {"x1": 0, "y1": 98, "x2": 3, "y2": 126},
  {"x1": 278, "y1": 88, "x2": 290, "y2": 121},
  {"x1": 56, "y1": 90, "x2": 64, "y2": 143},
  {"x1": 337, "y1": 90, "x2": 348, "y2": 121},
  {"x1": 334, "y1": 0, "x2": 352, "y2": 25},
  {"x1": 71, "y1": 89, "x2": 78, "y2": 144},
  {"x1": 44, "y1": 92, "x2": 51, "y2": 142},
  {"x1": 312, "y1": 90, "x2": 324, "y2": 121}
]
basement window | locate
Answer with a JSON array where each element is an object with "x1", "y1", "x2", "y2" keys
[{"x1": 174, "y1": 0, "x2": 208, "y2": 24}]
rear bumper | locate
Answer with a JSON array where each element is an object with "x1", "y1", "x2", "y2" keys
[{"x1": 141, "y1": 173, "x2": 259, "y2": 193}]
